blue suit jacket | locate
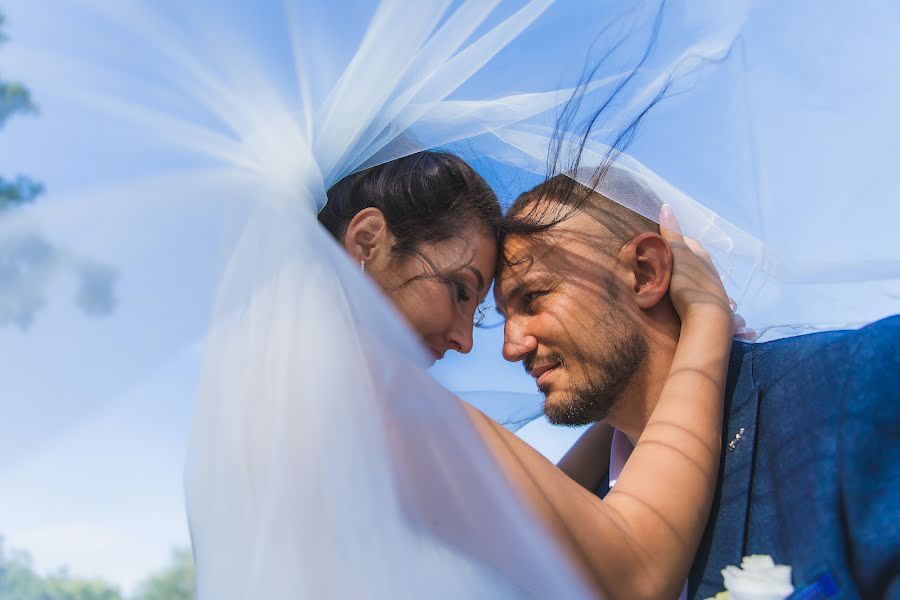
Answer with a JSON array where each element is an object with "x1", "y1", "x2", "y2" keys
[{"x1": 689, "y1": 315, "x2": 900, "y2": 599}]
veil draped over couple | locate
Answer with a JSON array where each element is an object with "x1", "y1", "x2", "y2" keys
[{"x1": 3, "y1": 1, "x2": 900, "y2": 599}]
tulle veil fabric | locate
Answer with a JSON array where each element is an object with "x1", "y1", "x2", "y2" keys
[{"x1": 2, "y1": 0, "x2": 900, "y2": 597}]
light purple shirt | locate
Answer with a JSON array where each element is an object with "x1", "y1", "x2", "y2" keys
[{"x1": 608, "y1": 428, "x2": 688, "y2": 600}]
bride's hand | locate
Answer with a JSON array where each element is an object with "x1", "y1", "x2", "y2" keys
[
  {"x1": 732, "y1": 309, "x2": 757, "y2": 341},
  {"x1": 659, "y1": 205, "x2": 733, "y2": 330}
]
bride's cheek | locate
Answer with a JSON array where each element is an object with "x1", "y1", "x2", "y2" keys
[{"x1": 404, "y1": 283, "x2": 455, "y2": 334}]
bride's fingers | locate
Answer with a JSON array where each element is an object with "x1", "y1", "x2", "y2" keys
[
  {"x1": 733, "y1": 314, "x2": 758, "y2": 340},
  {"x1": 660, "y1": 206, "x2": 711, "y2": 268},
  {"x1": 659, "y1": 204, "x2": 730, "y2": 308},
  {"x1": 660, "y1": 205, "x2": 715, "y2": 276},
  {"x1": 734, "y1": 327, "x2": 758, "y2": 341},
  {"x1": 684, "y1": 237, "x2": 712, "y2": 265},
  {"x1": 658, "y1": 204, "x2": 683, "y2": 241},
  {"x1": 731, "y1": 305, "x2": 757, "y2": 339}
]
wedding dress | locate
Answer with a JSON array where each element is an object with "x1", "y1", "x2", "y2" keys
[{"x1": 1, "y1": 1, "x2": 898, "y2": 597}]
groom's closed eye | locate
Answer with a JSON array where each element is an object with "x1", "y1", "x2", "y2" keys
[
  {"x1": 522, "y1": 290, "x2": 549, "y2": 315},
  {"x1": 497, "y1": 274, "x2": 553, "y2": 317},
  {"x1": 514, "y1": 278, "x2": 558, "y2": 316}
]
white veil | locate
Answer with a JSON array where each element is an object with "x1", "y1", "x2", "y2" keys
[
  {"x1": 1, "y1": 0, "x2": 899, "y2": 597},
  {"x1": 483, "y1": 0, "x2": 900, "y2": 339}
]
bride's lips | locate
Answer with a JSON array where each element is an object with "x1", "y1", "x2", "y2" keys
[{"x1": 430, "y1": 347, "x2": 445, "y2": 361}]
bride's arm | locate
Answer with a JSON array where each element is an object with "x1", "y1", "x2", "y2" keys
[
  {"x1": 464, "y1": 211, "x2": 732, "y2": 600},
  {"x1": 556, "y1": 422, "x2": 614, "y2": 491}
]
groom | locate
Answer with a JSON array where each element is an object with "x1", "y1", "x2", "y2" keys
[{"x1": 494, "y1": 172, "x2": 900, "y2": 599}]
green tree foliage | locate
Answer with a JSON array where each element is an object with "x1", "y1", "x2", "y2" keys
[
  {"x1": 0, "y1": 538, "x2": 196, "y2": 600},
  {"x1": 0, "y1": 14, "x2": 36, "y2": 119},
  {"x1": 0, "y1": 175, "x2": 43, "y2": 212},
  {"x1": 0, "y1": 78, "x2": 34, "y2": 124},
  {"x1": 41, "y1": 575, "x2": 124, "y2": 600},
  {"x1": 0, "y1": 538, "x2": 125, "y2": 600},
  {"x1": 131, "y1": 549, "x2": 195, "y2": 600},
  {"x1": 0, "y1": 11, "x2": 117, "y2": 329},
  {"x1": 0, "y1": 13, "x2": 42, "y2": 212}
]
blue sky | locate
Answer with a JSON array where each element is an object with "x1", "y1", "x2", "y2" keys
[{"x1": 2, "y1": 0, "x2": 900, "y2": 593}]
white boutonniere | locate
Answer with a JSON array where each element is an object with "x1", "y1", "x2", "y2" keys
[{"x1": 704, "y1": 555, "x2": 794, "y2": 600}]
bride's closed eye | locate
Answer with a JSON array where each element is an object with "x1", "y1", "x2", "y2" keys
[{"x1": 452, "y1": 280, "x2": 473, "y2": 304}]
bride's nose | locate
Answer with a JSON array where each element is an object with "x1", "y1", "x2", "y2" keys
[{"x1": 447, "y1": 317, "x2": 475, "y2": 354}]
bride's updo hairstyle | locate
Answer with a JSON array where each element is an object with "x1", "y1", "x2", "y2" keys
[{"x1": 318, "y1": 151, "x2": 500, "y2": 259}]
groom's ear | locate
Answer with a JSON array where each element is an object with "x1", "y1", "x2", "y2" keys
[
  {"x1": 342, "y1": 207, "x2": 392, "y2": 265},
  {"x1": 617, "y1": 232, "x2": 673, "y2": 309}
]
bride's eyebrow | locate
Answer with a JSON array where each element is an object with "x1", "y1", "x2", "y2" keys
[{"x1": 465, "y1": 266, "x2": 486, "y2": 293}]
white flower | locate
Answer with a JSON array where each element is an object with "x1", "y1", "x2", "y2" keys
[{"x1": 718, "y1": 555, "x2": 794, "y2": 600}]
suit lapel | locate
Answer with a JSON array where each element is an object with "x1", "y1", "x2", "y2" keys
[{"x1": 689, "y1": 342, "x2": 761, "y2": 599}]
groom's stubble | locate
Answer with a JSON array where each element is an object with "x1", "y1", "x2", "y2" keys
[{"x1": 535, "y1": 272, "x2": 649, "y2": 426}]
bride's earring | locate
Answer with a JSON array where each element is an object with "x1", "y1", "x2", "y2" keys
[{"x1": 360, "y1": 259, "x2": 366, "y2": 273}]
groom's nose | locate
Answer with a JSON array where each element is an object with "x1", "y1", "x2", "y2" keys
[{"x1": 502, "y1": 315, "x2": 537, "y2": 362}]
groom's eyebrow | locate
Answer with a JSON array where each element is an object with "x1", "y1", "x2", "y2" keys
[
  {"x1": 496, "y1": 266, "x2": 560, "y2": 316},
  {"x1": 494, "y1": 279, "x2": 528, "y2": 317}
]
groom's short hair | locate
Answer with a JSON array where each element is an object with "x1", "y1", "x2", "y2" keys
[{"x1": 499, "y1": 168, "x2": 662, "y2": 249}]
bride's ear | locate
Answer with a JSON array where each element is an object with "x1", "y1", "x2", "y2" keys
[
  {"x1": 618, "y1": 232, "x2": 672, "y2": 309},
  {"x1": 342, "y1": 207, "x2": 392, "y2": 266}
]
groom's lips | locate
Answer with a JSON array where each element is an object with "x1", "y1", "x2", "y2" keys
[{"x1": 529, "y1": 362, "x2": 560, "y2": 387}]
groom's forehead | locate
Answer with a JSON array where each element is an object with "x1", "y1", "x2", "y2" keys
[
  {"x1": 496, "y1": 228, "x2": 595, "y2": 294},
  {"x1": 500, "y1": 209, "x2": 612, "y2": 265},
  {"x1": 499, "y1": 232, "x2": 558, "y2": 275},
  {"x1": 496, "y1": 209, "x2": 622, "y2": 292}
]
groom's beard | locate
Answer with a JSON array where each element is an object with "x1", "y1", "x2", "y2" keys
[{"x1": 535, "y1": 303, "x2": 648, "y2": 427}]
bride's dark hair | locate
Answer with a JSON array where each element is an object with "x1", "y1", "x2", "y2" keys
[{"x1": 318, "y1": 151, "x2": 500, "y2": 258}]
